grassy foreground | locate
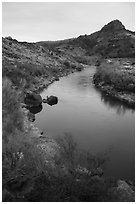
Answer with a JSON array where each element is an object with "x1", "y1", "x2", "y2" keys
[{"x1": 93, "y1": 58, "x2": 135, "y2": 107}]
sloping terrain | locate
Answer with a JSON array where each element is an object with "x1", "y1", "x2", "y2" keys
[
  {"x1": 2, "y1": 36, "x2": 84, "y2": 93},
  {"x1": 38, "y1": 20, "x2": 135, "y2": 60},
  {"x1": 2, "y1": 19, "x2": 135, "y2": 94},
  {"x1": 37, "y1": 20, "x2": 135, "y2": 106},
  {"x1": 2, "y1": 19, "x2": 135, "y2": 202},
  {"x1": 93, "y1": 58, "x2": 135, "y2": 106}
]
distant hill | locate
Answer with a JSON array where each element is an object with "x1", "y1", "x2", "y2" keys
[{"x1": 37, "y1": 19, "x2": 135, "y2": 58}]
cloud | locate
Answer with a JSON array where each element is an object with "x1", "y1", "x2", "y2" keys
[{"x1": 2, "y1": 2, "x2": 135, "y2": 42}]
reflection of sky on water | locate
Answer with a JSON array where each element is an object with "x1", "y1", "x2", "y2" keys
[{"x1": 34, "y1": 66, "x2": 135, "y2": 180}]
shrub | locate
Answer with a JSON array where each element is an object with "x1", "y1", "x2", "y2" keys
[
  {"x1": 63, "y1": 60, "x2": 70, "y2": 68},
  {"x1": 2, "y1": 129, "x2": 46, "y2": 201},
  {"x1": 6, "y1": 36, "x2": 12, "y2": 40},
  {"x1": 71, "y1": 63, "x2": 77, "y2": 69},
  {"x1": 73, "y1": 56, "x2": 88, "y2": 65},
  {"x1": 2, "y1": 78, "x2": 24, "y2": 138},
  {"x1": 2, "y1": 78, "x2": 46, "y2": 201},
  {"x1": 95, "y1": 60, "x2": 101, "y2": 66},
  {"x1": 2, "y1": 61, "x2": 48, "y2": 90},
  {"x1": 76, "y1": 64, "x2": 83, "y2": 71},
  {"x1": 94, "y1": 60, "x2": 135, "y2": 93},
  {"x1": 25, "y1": 133, "x2": 109, "y2": 202}
]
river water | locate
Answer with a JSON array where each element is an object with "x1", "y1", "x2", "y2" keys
[{"x1": 34, "y1": 66, "x2": 135, "y2": 180}]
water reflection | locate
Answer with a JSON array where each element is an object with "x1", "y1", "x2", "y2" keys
[
  {"x1": 76, "y1": 73, "x2": 134, "y2": 116},
  {"x1": 100, "y1": 92, "x2": 135, "y2": 115},
  {"x1": 26, "y1": 105, "x2": 43, "y2": 122},
  {"x1": 34, "y1": 66, "x2": 134, "y2": 179},
  {"x1": 76, "y1": 75, "x2": 93, "y2": 91}
]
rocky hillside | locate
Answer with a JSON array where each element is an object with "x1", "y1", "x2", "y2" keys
[
  {"x1": 2, "y1": 36, "x2": 84, "y2": 93},
  {"x1": 38, "y1": 20, "x2": 135, "y2": 60}
]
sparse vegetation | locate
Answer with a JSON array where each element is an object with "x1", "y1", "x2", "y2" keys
[
  {"x1": 93, "y1": 58, "x2": 135, "y2": 106},
  {"x1": 2, "y1": 78, "x2": 46, "y2": 201},
  {"x1": 2, "y1": 19, "x2": 135, "y2": 201},
  {"x1": 73, "y1": 56, "x2": 89, "y2": 65},
  {"x1": 2, "y1": 77, "x2": 113, "y2": 202},
  {"x1": 2, "y1": 60, "x2": 49, "y2": 90},
  {"x1": 2, "y1": 90, "x2": 111, "y2": 202},
  {"x1": 2, "y1": 78, "x2": 24, "y2": 135},
  {"x1": 63, "y1": 59, "x2": 70, "y2": 68}
]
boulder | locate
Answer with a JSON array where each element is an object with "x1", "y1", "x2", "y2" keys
[
  {"x1": 24, "y1": 93, "x2": 58, "y2": 107},
  {"x1": 26, "y1": 104, "x2": 43, "y2": 114},
  {"x1": 24, "y1": 93, "x2": 42, "y2": 106},
  {"x1": 46, "y1": 96, "x2": 58, "y2": 106}
]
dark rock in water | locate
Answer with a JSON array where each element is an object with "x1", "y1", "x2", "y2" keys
[
  {"x1": 24, "y1": 92, "x2": 42, "y2": 106},
  {"x1": 26, "y1": 104, "x2": 43, "y2": 114},
  {"x1": 24, "y1": 92, "x2": 58, "y2": 107},
  {"x1": 47, "y1": 95, "x2": 58, "y2": 106}
]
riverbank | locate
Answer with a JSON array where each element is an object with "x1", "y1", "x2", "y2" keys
[
  {"x1": 3, "y1": 73, "x2": 135, "y2": 202},
  {"x1": 31, "y1": 64, "x2": 84, "y2": 93},
  {"x1": 2, "y1": 36, "x2": 85, "y2": 95},
  {"x1": 93, "y1": 58, "x2": 135, "y2": 107},
  {"x1": 2, "y1": 36, "x2": 135, "y2": 201}
]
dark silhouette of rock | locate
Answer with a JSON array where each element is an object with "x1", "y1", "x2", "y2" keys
[
  {"x1": 26, "y1": 104, "x2": 43, "y2": 114},
  {"x1": 24, "y1": 92, "x2": 42, "y2": 106},
  {"x1": 101, "y1": 20, "x2": 125, "y2": 32},
  {"x1": 46, "y1": 95, "x2": 58, "y2": 106},
  {"x1": 24, "y1": 92, "x2": 58, "y2": 107}
]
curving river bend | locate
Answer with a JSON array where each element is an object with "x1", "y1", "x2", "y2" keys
[{"x1": 34, "y1": 66, "x2": 135, "y2": 180}]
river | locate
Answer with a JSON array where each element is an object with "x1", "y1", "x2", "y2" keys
[{"x1": 34, "y1": 65, "x2": 135, "y2": 180}]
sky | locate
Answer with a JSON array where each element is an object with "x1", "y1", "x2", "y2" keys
[{"x1": 2, "y1": 2, "x2": 135, "y2": 42}]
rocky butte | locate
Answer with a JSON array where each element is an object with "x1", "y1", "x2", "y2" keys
[{"x1": 101, "y1": 19, "x2": 126, "y2": 32}]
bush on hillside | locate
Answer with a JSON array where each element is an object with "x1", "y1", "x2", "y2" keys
[
  {"x1": 2, "y1": 78, "x2": 24, "y2": 137},
  {"x1": 25, "y1": 133, "x2": 110, "y2": 202},
  {"x1": 73, "y1": 56, "x2": 88, "y2": 65},
  {"x1": 2, "y1": 78, "x2": 46, "y2": 201},
  {"x1": 2, "y1": 61, "x2": 48, "y2": 90},
  {"x1": 94, "y1": 61, "x2": 135, "y2": 93},
  {"x1": 63, "y1": 60, "x2": 70, "y2": 68}
]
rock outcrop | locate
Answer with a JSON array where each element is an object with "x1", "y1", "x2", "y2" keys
[
  {"x1": 38, "y1": 19, "x2": 135, "y2": 59},
  {"x1": 101, "y1": 20, "x2": 125, "y2": 32}
]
